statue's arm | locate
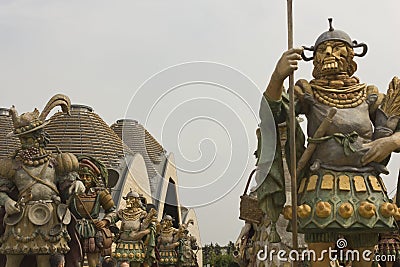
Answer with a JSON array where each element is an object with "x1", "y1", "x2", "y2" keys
[
  {"x1": 0, "y1": 158, "x2": 19, "y2": 214},
  {"x1": 264, "y1": 47, "x2": 304, "y2": 101},
  {"x1": 362, "y1": 78, "x2": 400, "y2": 165},
  {"x1": 261, "y1": 48, "x2": 305, "y2": 125}
]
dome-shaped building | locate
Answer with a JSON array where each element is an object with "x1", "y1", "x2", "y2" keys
[{"x1": 0, "y1": 108, "x2": 20, "y2": 159}]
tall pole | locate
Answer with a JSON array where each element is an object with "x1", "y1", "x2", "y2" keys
[{"x1": 286, "y1": 0, "x2": 299, "y2": 262}]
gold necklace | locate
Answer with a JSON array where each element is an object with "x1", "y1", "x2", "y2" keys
[{"x1": 311, "y1": 83, "x2": 367, "y2": 108}]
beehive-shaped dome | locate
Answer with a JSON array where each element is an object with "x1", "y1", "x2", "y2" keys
[
  {"x1": 0, "y1": 108, "x2": 21, "y2": 158},
  {"x1": 111, "y1": 119, "x2": 165, "y2": 165},
  {"x1": 45, "y1": 104, "x2": 132, "y2": 168}
]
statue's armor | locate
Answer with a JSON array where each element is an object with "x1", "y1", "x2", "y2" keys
[
  {"x1": 295, "y1": 84, "x2": 394, "y2": 245},
  {"x1": 0, "y1": 160, "x2": 71, "y2": 255},
  {"x1": 307, "y1": 101, "x2": 372, "y2": 168},
  {"x1": 70, "y1": 188, "x2": 114, "y2": 253},
  {"x1": 159, "y1": 229, "x2": 178, "y2": 265},
  {"x1": 111, "y1": 209, "x2": 147, "y2": 263},
  {"x1": 179, "y1": 236, "x2": 197, "y2": 267}
]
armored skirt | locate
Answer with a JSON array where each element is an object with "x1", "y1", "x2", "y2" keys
[
  {"x1": 112, "y1": 240, "x2": 146, "y2": 263},
  {"x1": 0, "y1": 201, "x2": 71, "y2": 254},
  {"x1": 262, "y1": 85, "x2": 396, "y2": 248}
]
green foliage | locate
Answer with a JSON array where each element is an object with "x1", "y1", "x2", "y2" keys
[
  {"x1": 214, "y1": 254, "x2": 239, "y2": 267},
  {"x1": 202, "y1": 242, "x2": 239, "y2": 267}
]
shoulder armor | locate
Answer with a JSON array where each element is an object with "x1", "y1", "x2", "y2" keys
[
  {"x1": 55, "y1": 152, "x2": 79, "y2": 175},
  {"x1": 294, "y1": 79, "x2": 313, "y2": 102},
  {"x1": 366, "y1": 85, "x2": 384, "y2": 113},
  {"x1": 380, "y1": 77, "x2": 400, "y2": 117},
  {"x1": 98, "y1": 189, "x2": 115, "y2": 211},
  {"x1": 0, "y1": 158, "x2": 16, "y2": 179}
]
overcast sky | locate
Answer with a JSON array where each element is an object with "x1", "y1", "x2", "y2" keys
[{"x1": 1, "y1": 1, "x2": 400, "y2": 245}]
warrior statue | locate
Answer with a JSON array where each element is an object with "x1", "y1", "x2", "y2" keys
[
  {"x1": 157, "y1": 215, "x2": 180, "y2": 267},
  {"x1": 107, "y1": 190, "x2": 157, "y2": 267},
  {"x1": 69, "y1": 155, "x2": 115, "y2": 267},
  {"x1": 177, "y1": 220, "x2": 198, "y2": 267},
  {"x1": 258, "y1": 18, "x2": 400, "y2": 267},
  {"x1": 0, "y1": 94, "x2": 85, "y2": 267}
]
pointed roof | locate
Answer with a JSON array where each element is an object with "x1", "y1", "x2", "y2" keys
[
  {"x1": 0, "y1": 108, "x2": 20, "y2": 159},
  {"x1": 45, "y1": 104, "x2": 133, "y2": 168}
]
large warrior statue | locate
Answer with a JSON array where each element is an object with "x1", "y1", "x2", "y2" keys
[
  {"x1": 0, "y1": 94, "x2": 85, "y2": 267},
  {"x1": 107, "y1": 189, "x2": 157, "y2": 267},
  {"x1": 69, "y1": 155, "x2": 115, "y2": 267},
  {"x1": 258, "y1": 19, "x2": 400, "y2": 267}
]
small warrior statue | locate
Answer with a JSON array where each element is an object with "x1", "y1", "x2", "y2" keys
[
  {"x1": 69, "y1": 155, "x2": 115, "y2": 267},
  {"x1": 157, "y1": 215, "x2": 180, "y2": 267},
  {"x1": 177, "y1": 220, "x2": 198, "y2": 267},
  {"x1": 0, "y1": 94, "x2": 84, "y2": 267},
  {"x1": 107, "y1": 189, "x2": 157, "y2": 267}
]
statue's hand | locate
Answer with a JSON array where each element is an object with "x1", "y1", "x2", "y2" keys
[
  {"x1": 361, "y1": 136, "x2": 395, "y2": 165},
  {"x1": 69, "y1": 180, "x2": 86, "y2": 195},
  {"x1": 5, "y1": 198, "x2": 20, "y2": 215},
  {"x1": 94, "y1": 219, "x2": 109, "y2": 229},
  {"x1": 274, "y1": 47, "x2": 303, "y2": 81}
]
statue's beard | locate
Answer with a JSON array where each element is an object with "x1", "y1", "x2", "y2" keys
[{"x1": 312, "y1": 56, "x2": 357, "y2": 79}]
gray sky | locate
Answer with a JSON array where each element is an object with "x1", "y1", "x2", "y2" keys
[{"x1": 1, "y1": 0, "x2": 400, "y2": 245}]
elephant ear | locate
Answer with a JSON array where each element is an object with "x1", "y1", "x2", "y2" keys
[{"x1": 381, "y1": 76, "x2": 400, "y2": 117}]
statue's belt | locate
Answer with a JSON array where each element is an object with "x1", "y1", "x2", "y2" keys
[{"x1": 308, "y1": 131, "x2": 358, "y2": 156}]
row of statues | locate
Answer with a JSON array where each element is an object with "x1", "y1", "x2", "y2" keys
[{"x1": 0, "y1": 95, "x2": 199, "y2": 267}]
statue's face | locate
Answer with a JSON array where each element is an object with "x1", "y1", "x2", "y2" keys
[
  {"x1": 313, "y1": 40, "x2": 356, "y2": 78},
  {"x1": 80, "y1": 173, "x2": 95, "y2": 188},
  {"x1": 161, "y1": 219, "x2": 172, "y2": 229},
  {"x1": 19, "y1": 134, "x2": 36, "y2": 149},
  {"x1": 126, "y1": 197, "x2": 141, "y2": 208}
]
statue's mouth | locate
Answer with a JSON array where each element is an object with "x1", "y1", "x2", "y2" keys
[{"x1": 322, "y1": 57, "x2": 338, "y2": 72}]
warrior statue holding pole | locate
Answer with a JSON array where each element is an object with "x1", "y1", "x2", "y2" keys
[{"x1": 257, "y1": 16, "x2": 400, "y2": 267}]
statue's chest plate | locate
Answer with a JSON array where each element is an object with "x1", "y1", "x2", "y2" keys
[
  {"x1": 121, "y1": 219, "x2": 141, "y2": 232},
  {"x1": 14, "y1": 165, "x2": 56, "y2": 200},
  {"x1": 74, "y1": 193, "x2": 98, "y2": 217},
  {"x1": 307, "y1": 101, "x2": 373, "y2": 138}
]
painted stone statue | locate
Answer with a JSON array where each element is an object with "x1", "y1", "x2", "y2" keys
[
  {"x1": 0, "y1": 95, "x2": 85, "y2": 267},
  {"x1": 69, "y1": 155, "x2": 115, "y2": 267},
  {"x1": 107, "y1": 190, "x2": 157, "y2": 267},
  {"x1": 177, "y1": 220, "x2": 198, "y2": 267},
  {"x1": 157, "y1": 215, "x2": 180, "y2": 267},
  {"x1": 258, "y1": 18, "x2": 400, "y2": 267}
]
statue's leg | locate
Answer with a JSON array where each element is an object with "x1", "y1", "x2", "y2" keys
[
  {"x1": 351, "y1": 247, "x2": 374, "y2": 267},
  {"x1": 5, "y1": 255, "x2": 24, "y2": 267},
  {"x1": 36, "y1": 255, "x2": 51, "y2": 267},
  {"x1": 86, "y1": 252, "x2": 100, "y2": 267},
  {"x1": 308, "y1": 242, "x2": 335, "y2": 267}
]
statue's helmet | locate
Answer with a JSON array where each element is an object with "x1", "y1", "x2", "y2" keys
[
  {"x1": 7, "y1": 94, "x2": 71, "y2": 137},
  {"x1": 302, "y1": 18, "x2": 368, "y2": 61},
  {"x1": 123, "y1": 189, "x2": 140, "y2": 200},
  {"x1": 162, "y1": 214, "x2": 174, "y2": 222},
  {"x1": 314, "y1": 18, "x2": 352, "y2": 50},
  {"x1": 78, "y1": 155, "x2": 108, "y2": 187}
]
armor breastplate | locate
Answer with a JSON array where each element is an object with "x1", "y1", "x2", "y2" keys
[
  {"x1": 71, "y1": 192, "x2": 100, "y2": 219},
  {"x1": 14, "y1": 164, "x2": 57, "y2": 201},
  {"x1": 306, "y1": 100, "x2": 373, "y2": 168}
]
